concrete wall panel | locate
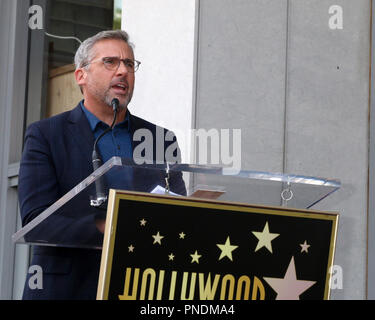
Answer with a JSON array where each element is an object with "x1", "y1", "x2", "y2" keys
[
  {"x1": 285, "y1": 0, "x2": 371, "y2": 299},
  {"x1": 195, "y1": 0, "x2": 288, "y2": 172}
]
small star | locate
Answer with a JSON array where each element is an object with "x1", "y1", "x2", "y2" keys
[
  {"x1": 168, "y1": 253, "x2": 175, "y2": 261},
  {"x1": 140, "y1": 219, "x2": 147, "y2": 226},
  {"x1": 216, "y1": 236, "x2": 238, "y2": 261},
  {"x1": 152, "y1": 231, "x2": 164, "y2": 245},
  {"x1": 190, "y1": 250, "x2": 202, "y2": 264},
  {"x1": 128, "y1": 244, "x2": 135, "y2": 252},
  {"x1": 179, "y1": 232, "x2": 186, "y2": 239},
  {"x1": 252, "y1": 221, "x2": 280, "y2": 253},
  {"x1": 300, "y1": 240, "x2": 311, "y2": 253},
  {"x1": 263, "y1": 256, "x2": 316, "y2": 300}
]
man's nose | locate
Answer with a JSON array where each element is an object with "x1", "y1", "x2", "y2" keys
[{"x1": 116, "y1": 60, "x2": 129, "y2": 76}]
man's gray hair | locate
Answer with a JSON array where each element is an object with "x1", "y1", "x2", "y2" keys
[{"x1": 74, "y1": 30, "x2": 133, "y2": 69}]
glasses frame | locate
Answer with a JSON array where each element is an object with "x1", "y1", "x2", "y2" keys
[{"x1": 82, "y1": 56, "x2": 141, "y2": 73}]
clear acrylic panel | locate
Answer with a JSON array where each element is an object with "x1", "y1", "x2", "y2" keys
[{"x1": 12, "y1": 156, "x2": 340, "y2": 249}]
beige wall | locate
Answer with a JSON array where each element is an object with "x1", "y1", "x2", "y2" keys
[{"x1": 46, "y1": 64, "x2": 82, "y2": 117}]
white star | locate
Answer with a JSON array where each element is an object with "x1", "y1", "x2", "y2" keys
[
  {"x1": 263, "y1": 256, "x2": 316, "y2": 300},
  {"x1": 152, "y1": 231, "x2": 164, "y2": 245},
  {"x1": 216, "y1": 236, "x2": 238, "y2": 261},
  {"x1": 252, "y1": 221, "x2": 280, "y2": 253},
  {"x1": 300, "y1": 240, "x2": 310, "y2": 253},
  {"x1": 190, "y1": 250, "x2": 202, "y2": 264},
  {"x1": 168, "y1": 253, "x2": 175, "y2": 261},
  {"x1": 179, "y1": 232, "x2": 186, "y2": 239},
  {"x1": 128, "y1": 244, "x2": 135, "y2": 252},
  {"x1": 140, "y1": 219, "x2": 147, "y2": 226}
]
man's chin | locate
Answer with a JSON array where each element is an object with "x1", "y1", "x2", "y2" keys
[
  {"x1": 106, "y1": 95, "x2": 131, "y2": 110},
  {"x1": 117, "y1": 97, "x2": 131, "y2": 111}
]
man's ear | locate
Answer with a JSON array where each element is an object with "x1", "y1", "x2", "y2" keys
[{"x1": 74, "y1": 67, "x2": 87, "y2": 87}]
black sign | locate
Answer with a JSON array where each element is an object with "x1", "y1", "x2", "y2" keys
[{"x1": 97, "y1": 190, "x2": 338, "y2": 300}]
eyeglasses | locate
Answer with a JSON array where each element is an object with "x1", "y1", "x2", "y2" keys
[{"x1": 83, "y1": 56, "x2": 141, "y2": 73}]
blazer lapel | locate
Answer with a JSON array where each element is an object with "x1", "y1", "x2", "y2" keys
[
  {"x1": 66, "y1": 103, "x2": 95, "y2": 166},
  {"x1": 129, "y1": 112, "x2": 143, "y2": 153}
]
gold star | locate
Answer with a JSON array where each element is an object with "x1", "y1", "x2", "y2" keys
[
  {"x1": 152, "y1": 231, "x2": 164, "y2": 245},
  {"x1": 300, "y1": 240, "x2": 311, "y2": 253},
  {"x1": 128, "y1": 244, "x2": 135, "y2": 252},
  {"x1": 140, "y1": 218, "x2": 147, "y2": 226},
  {"x1": 190, "y1": 250, "x2": 202, "y2": 264},
  {"x1": 168, "y1": 253, "x2": 175, "y2": 261},
  {"x1": 216, "y1": 236, "x2": 238, "y2": 261},
  {"x1": 252, "y1": 221, "x2": 280, "y2": 253},
  {"x1": 179, "y1": 232, "x2": 186, "y2": 239}
]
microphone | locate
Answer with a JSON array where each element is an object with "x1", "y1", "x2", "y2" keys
[
  {"x1": 111, "y1": 97, "x2": 119, "y2": 113},
  {"x1": 90, "y1": 98, "x2": 119, "y2": 207}
]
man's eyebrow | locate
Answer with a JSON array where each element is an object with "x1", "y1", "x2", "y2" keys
[{"x1": 103, "y1": 56, "x2": 133, "y2": 60}]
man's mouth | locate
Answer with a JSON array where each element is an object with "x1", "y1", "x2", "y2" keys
[{"x1": 111, "y1": 82, "x2": 128, "y2": 94}]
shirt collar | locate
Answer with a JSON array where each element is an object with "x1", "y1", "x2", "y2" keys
[{"x1": 80, "y1": 100, "x2": 130, "y2": 132}]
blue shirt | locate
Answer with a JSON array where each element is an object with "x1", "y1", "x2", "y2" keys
[
  {"x1": 80, "y1": 100, "x2": 133, "y2": 190},
  {"x1": 80, "y1": 101, "x2": 132, "y2": 162}
]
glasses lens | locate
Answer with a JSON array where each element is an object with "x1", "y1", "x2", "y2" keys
[
  {"x1": 124, "y1": 59, "x2": 135, "y2": 73},
  {"x1": 102, "y1": 57, "x2": 119, "y2": 70},
  {"x1": 123, "y1": 59, "x2": 140, "y2": 73},
  {"x1": 101, "y1": 57, "x2": 140, "y2": 72}
]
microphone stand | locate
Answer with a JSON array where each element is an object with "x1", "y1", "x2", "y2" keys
[{"x1": 90, "y1": 98, "x2": 119, "y2": 207}]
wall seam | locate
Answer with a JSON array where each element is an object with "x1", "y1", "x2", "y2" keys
[
  {"x1": 282, "y1": 0, "x2": 291, "y2": 175},
  {"x1": 367, "y1": 0, "x2": 374, "y2": 300}
]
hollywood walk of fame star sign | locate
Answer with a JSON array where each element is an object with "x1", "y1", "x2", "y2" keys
[{"x1": 97, "y1": 190, "x2": 338, "y2": 300}]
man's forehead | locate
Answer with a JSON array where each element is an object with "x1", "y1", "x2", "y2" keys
[{"x1": 92, "y1": 39, "x2": 134, "y2": 59}]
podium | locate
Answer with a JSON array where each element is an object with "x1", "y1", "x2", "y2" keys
[{"x1": 13, "y1": 156, "x2": 340, "y2": 300}]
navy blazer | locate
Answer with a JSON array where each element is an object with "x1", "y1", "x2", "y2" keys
[{"x1": 18, "y1": 103, "x2": 186, "y2": 299}]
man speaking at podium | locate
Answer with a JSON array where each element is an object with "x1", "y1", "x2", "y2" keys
[{"x1": 18, "y1": 30, "x2": 185, "y2": 299}]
